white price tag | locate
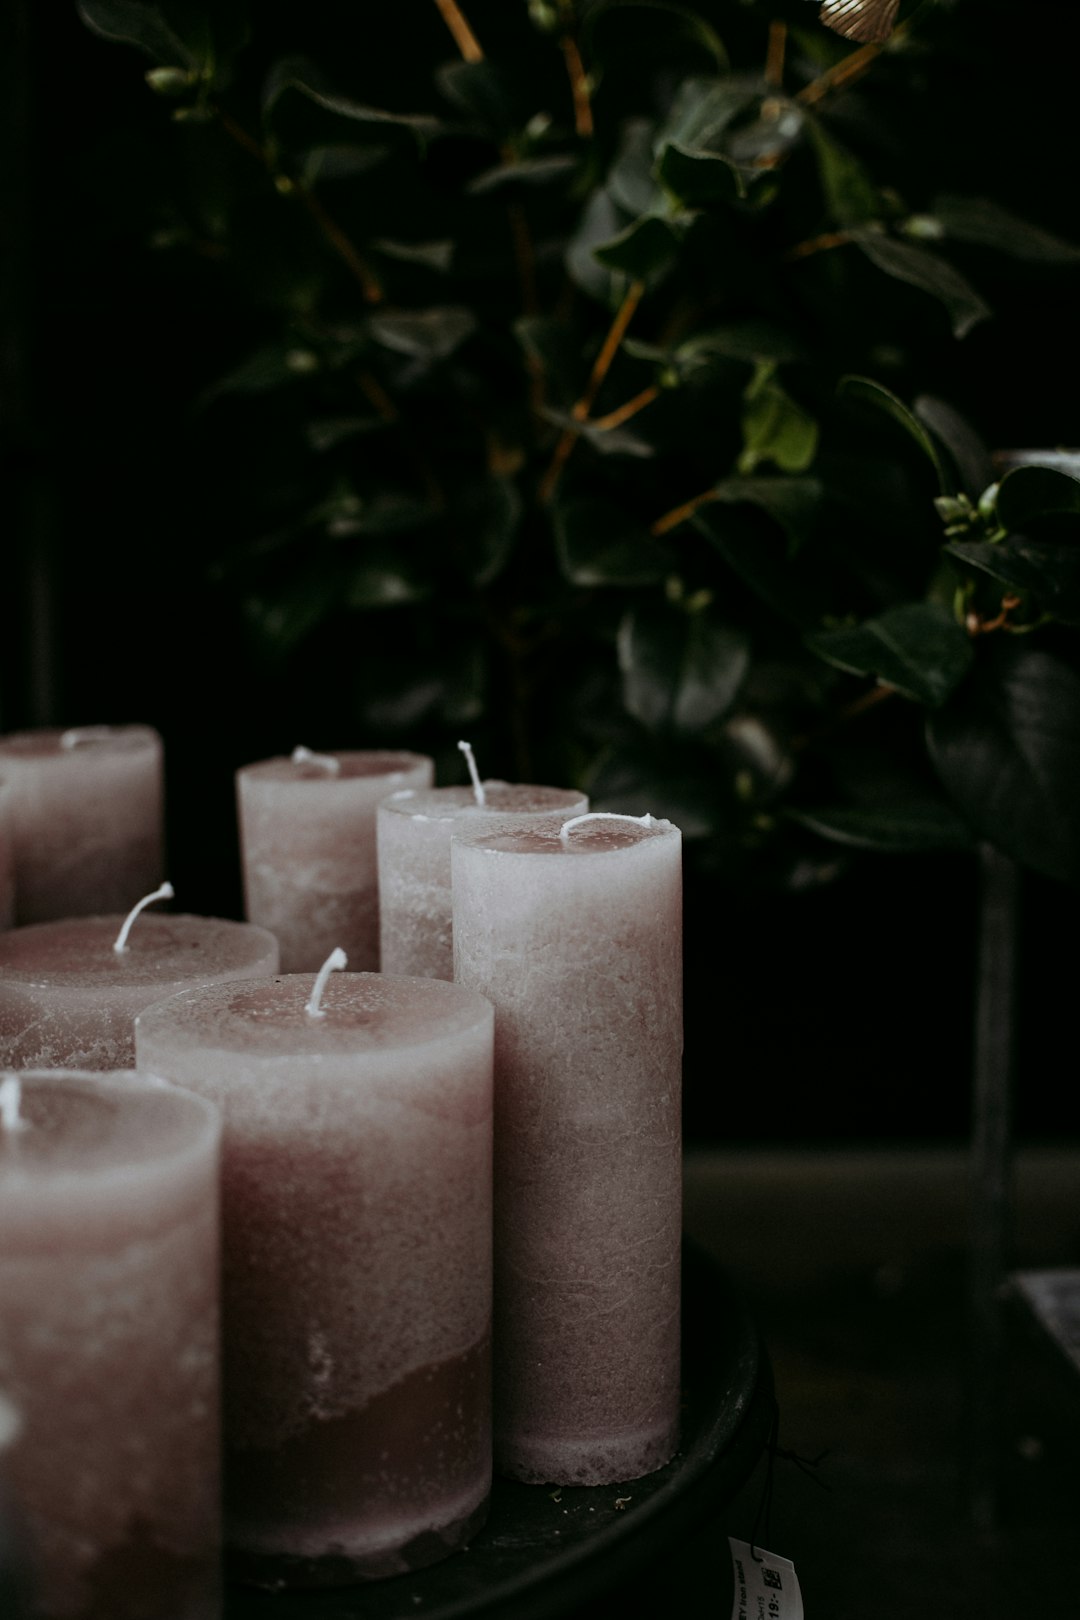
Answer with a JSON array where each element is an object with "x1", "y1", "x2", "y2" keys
[{"x1": 728, "y1": 1537, "x2": 804, "y2": 1620}]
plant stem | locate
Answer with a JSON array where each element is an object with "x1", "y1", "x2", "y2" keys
[
  {"x1": 538, "y1": 279, "x2": 646, "y2": 503},
  {"x1": 591, "y1": 384, "x2": 660, "y2": 432},
  {"x1": 785, "y1": 229, "x2": 856, "y2": 262},
  {"x1": 560, "y1": 30, "x2": 594, "y2": 136},
  {"x1": 432, "y1": 0, "x2": 483, "y2": 61},
  {"x1": 650, "y1": 487, "x2": 719, "y2": 536},
  {"x1": 796, "y1": 14, "x2": 913, "y2": 107},
  {"x1": 214, "y1": 107, "x2": 383, "y2": 303},
  {"x1": 765, "y1": 20, "x2": 787, "y2": 87}
]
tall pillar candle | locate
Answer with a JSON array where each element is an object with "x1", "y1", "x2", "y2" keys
[
  {"x1": 0, "y1": 727, "x2": 164, "y2": 924},
  {"x1": 0, "y1": 910, "x2": 279, "y2": 1070},
  {"x1": 135, "y1": 968, "x2": 494, "y2": 1586},
  {"x1": 0, "y1": 1070, "x2": 222, "y2": 1620},
  {"x1": 237, "y1": 749, "x2": 433, "y2": 972},
  {"x1": 452, "y1": 813, "x2": 683, "y2": 1486},
  {"x1": 0, "y1": 780, "x2": 14, "y2": 931},
  {"x1": 378, "y1": 781, "x2": 588, "y2": 980}
]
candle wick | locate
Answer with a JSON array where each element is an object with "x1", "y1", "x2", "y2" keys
[
  {"x1": 559, "y1": 811, "x2": 656, "y2": 845},
  {"x1": 113, "y1": 882, "x2": 175, "y2": 954},
  {"x1": 59, "y1": 726, "x2": 115, "y2": 750},
  {"x1": 292, "y1": 745, "x2": 341, "y2": 776},
  {"x1": 306, "y1": 947, "x2": 348, "y2": 1018},
  {"x1": 457, "y1": 740, "x2": 486, "y2": 806},
  {"x1": 0, "y1": 1075, "x2": 28, "y2": 1134}
]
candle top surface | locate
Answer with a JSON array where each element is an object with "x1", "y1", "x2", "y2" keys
[
  {"x1": 0, "y1": 914, "x2": 278, "y2": 986},
  {"x1": 0, "y1": 1071, "x2": 219, "y2": 1184},
  {"x1": 382, "y1": 782, "x2": 585, "y2": 821},
  {"x1": 239, "y1": 750, "x2": 430, "y2": 784},
  {"x1": 457, "y1": 814, "x2": 679, "y2": 857},
  {"x1": 137, "y1": 972, "x2": 493, "y2": 1058},
  {"x1": 0, "y1": 724, "x2": 159, "y2": 761}
]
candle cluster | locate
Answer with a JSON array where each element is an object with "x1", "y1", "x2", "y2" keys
[{"x1": 0, "y1": 724, "x2": 683, "y2": 1614}]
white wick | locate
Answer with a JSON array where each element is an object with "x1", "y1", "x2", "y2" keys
[
  {"x1": 60, "y1": 726, "x2": 114, "y2": 750},
  {"x1": 113, "y1": 882, "x2": 175, "y2": 954},
  {"x1": 292, "y1": 745, "x2": 341, "y2": 776},
  {"x1": 559, "y1": 811, "x2": 656, "y2": 845},
  {"x1": 306, "y1": 947, "x2": 347, "y2": 1018},
  {"x1": 457, "y1": 739, "x2": 486, "y2": 806},
  {"x1": 0, "y1": 1076, "x2": 28, "y2": 1134}
]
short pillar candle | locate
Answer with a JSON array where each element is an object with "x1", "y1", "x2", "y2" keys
[
  {"x1": 135, "y1": 968, "x2": 494, "y2": 1586},
  {"x1": 378, "y1": 780, "x2": 588, "y2": 980},
  {"x1": 452, "y1": 813, "x2": 683, "y2": 1486},
  {"x1": 0, "y1": 727, "x2": 164, "y2": 925},
  {"x1": 0, "y1": 908, "x2": 279, "y2": 1070},
  {"x1": 237, "y1": 749, "x2": 434, "y2": 972},
  {"x1": 0, "y1": 1070, "x2": 222, "y2": 1620},
  {"x1": 0, "y1": 780, "x2": 15, "y2": 932}
]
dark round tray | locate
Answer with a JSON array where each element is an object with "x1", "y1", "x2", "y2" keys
[{"x1": 227, "y1": 1238, "x2": 772, "y2": 1620}]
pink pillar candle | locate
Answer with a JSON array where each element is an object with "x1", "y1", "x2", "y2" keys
[
  {"x1": 452, "y1": 813, "x2": 683, "y2": 1487},
  {"x1": 378, "y1": 781, "x2": 588, "y2": 980},
  {"x1": 0, "y1": 780, "x2": 14, "y2": 931},
  {"x1": 0, "y1": 727, "x2": 164, "y2": 925},
  {"x1": 0, "y1": 913, "x2": 279, "y2": 1070},
  {"x1": 135, "y1": 970, "x2": 494, "y2": 1587},
  {"x1": 0, "y1": 1070, "x2": 222, "y2": 1620},
  {"x1": 237, "y1": 749, "x2": 434, "y2": 972}
]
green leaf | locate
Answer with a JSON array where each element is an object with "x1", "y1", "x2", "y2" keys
[
  {"x1": 371, "y1": 237, "x2": 455, "y2": 272},
  {"x1": 263, "y1": 57, "x2": 440, "y2": 140},
  {"x1": 927, "y1": 640, "x2": 1080, "y2": 885},
  {"x1": 457, "y1": 478, "x2": 522, "y2": 588},
  {"x1": 995, "y1": 465, "x2": 1080, "y2": 532},
  {"x1": 656, "y1": 140, "x2": 745, "y2": 205},
  {"x1": 618, "y1": 602, "x2": 750, "y2": 733},
  {"x1": 913, "y1": 395, "x2": 994, "y2": 499},
  {"x1": 807, "y1": 121, "x2": 881, "y2": 227},
  {"x1": 345, "y1": 545, "x2": 431, "y2": 608},
  {"x1": 436, "y1": 60, "x2": 520, "y2": 136},
  {"x1": 946, "y1": 539, "x2": 1080, "y2": 625},
  {"x1": 77, "y1": 0, "x2": 195, "y2": 66},
  {"x1": 367, "y1": 307, "x2": 476, "y2": 362},
  {"x1": 608, "y1": 119, "x2": 667, "y2": 217},
  {"x1": 929, "y1": 195, "x2": 1080, "y2": 265},
  {"x1": 541, "y1": 408, "x2": 655, "y2": 460},
  {"x1": 566, "y1": 188, "x2": 625, "y2": 304},
  {"x1": 468, "y1": 154, "x2": 579, "y2": 194},
  {"x1": 851, "y1": 230, "x2": 991, "y2": 340},
  {"x1": 838, "y1": 376, "x2": 952, "y2": 495},
  {"x1": 554, "y1": 498, "x2": 672, "y2": 586},
  {"x1": 593, "y1": 214, "x2": 683, "y2": 284},
  {"x1": 655, "y1": 75, "x2": 759, "y2": 155},
  {"x1": 674, "y1": 321, "x2": 808, "y2": 367},
  {"x1": 738, "y1": 363, "x2": 818, "y2": 474},
  {"x1": 709, "y1": 475, "x2": 823, "y2": 553},
  {"x1": 788, "y1": 802, "x2": 973, "y2": 853},
  {"x1": 806, "y1": 603, "x2": 973, "y2": 706},
  {"x1": 201, "y1": 343, "x2": 317, "y2": 404}
]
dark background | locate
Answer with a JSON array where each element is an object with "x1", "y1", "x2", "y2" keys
[{"x1": 2, "y1": 0, "x2": 1077, "y2": 1148}]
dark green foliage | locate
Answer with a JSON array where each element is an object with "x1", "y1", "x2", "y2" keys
[{"x1": 74, "y1": 0, "x2": 1080, "y2": 887}]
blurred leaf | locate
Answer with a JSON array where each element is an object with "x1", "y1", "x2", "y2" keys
[
  {"x1": 738, "y1": 362, "x2": 818, "y2": 474},
  {"x1": 692, "y1": 496, "x2": 831, "y2": 627},
  {"x1": 946, "y1": 539, "x2": 1080, "y2": 625},
  {"x1": 514, "y1": 315, "x2": 582, "y2": 404},
  {"x1": 806, "y1": 603, "x2": 973, "y2": 705},
  {"x1": 263, "y1": 57, "x2": 441, "y2": 140},
  {"x1": 77, "y1": 0, "x2": 195, "y2": 66},
  {"x1": 346, "y1": 544, "x2": 431, "y2": 607},
  {"x1": 244, "y1": 568, "x2": 340, "y2": 654},
  {"x1": 657, "y1": 140, "x2": 745, "y2": 205},
  {"x1": 305, "y1": 416, "x2": 386, "y2": 452},
  {"x1": 458, "y1": 477, "x2": 522, "y2": 587},
  {"x1": 567, "y1": 188, "x2": 625, "y2": 303},
  {"x1": 995, "y1": 465, "x2": 1080, "y2": 531},
  {"x1": 201, "y1": 342, "x2": 316, "y2": 403},
  {"x1": 593, "y1": 214, "x2": 683, "y2": 284},
  {"x1": 542, "y1": 408, "x2": 655, "y2": 459},
  {"x1": 914, "y1": 395, "x2": 994, "y2": 499},
  {"x1": 436, "y1": 59, "x2": 520, "y2": 135},
  {"x1": 618, "y1": 601, "x2": 750, "y2": 733},
  {"x1": 674, "y1": 321, "x2": 808, "y2": 367},
  {"x1": 927, "y1": 640, "x2": 1080, "y2": 884},
  {"x1": 839, "y1": 376, "x2": 952, "y2": 494},
  {"x1": 929, "y1": 195, "x2": 1080, "y2": 264},
  {"x1": 710, "y1": 475, "x2": 823, "y2": 552},
  {"x1": 555, "y1": 498, "x2": 672, "y2": 585},
  {"x1": 851, "y1": 230, "x2": 991, "y2": 340},
  {"x1": 788, "y1": 802, "x2": 973, "y2": 852},
  {"x1": 608, "y1": 119, "x2": 667, "y2": 217},
  {"x1": 655, "y1": 75, "x2": 759, "y2": 154},
  {"x1": 367, "y1": 306, "x2": 476, "y2": 361},
  {"x1": 468, "y1": 154, "x2": 579, "y2": 194},
  {"x1": 586, "y1": 2, "x2": 728, "y2": 70},
  {"x1": 807, "y1": 121, "x2": 881, "y2": 226},
  {"x1": 301, "y1": 145, "x2": 392, "y2": 183},
  {"x1": 371, "y1": 237, "x2": 454, "y2": 271}
]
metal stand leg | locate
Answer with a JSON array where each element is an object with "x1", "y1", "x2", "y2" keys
[{"x1": 966, "y1": 843, "x2": 1019, "y2": 1532}]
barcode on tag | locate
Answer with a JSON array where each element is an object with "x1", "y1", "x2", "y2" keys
[{"x1": 728, "y1": 1537, "x2": 804, "y2": 1620}]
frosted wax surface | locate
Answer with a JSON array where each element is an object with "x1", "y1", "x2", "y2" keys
[
  {"x1": 237, "y1": 750, "x2": 434, "y2": 973},
  {"x1": 0, "y1": 913, "x2": 280, "y2": 1071},
  {"x1": 452, "y1": 816, "x2": 683, "y2": 1487},
  {"x1": 378, "y1": 782, "x2": 588, "y2": 980},
  {"x1": 135, "y1": 972, "x2": 494, "y2": 1575},
  {"x1": 0, "y1": 779, "x2": 13, "y2": 931},
  {"x1": 0, "y1": 1071, "x2": 221, "y2": 1620},
  {"x1": 0, "y1": 726, "x2": 164, "y2": 925}
]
